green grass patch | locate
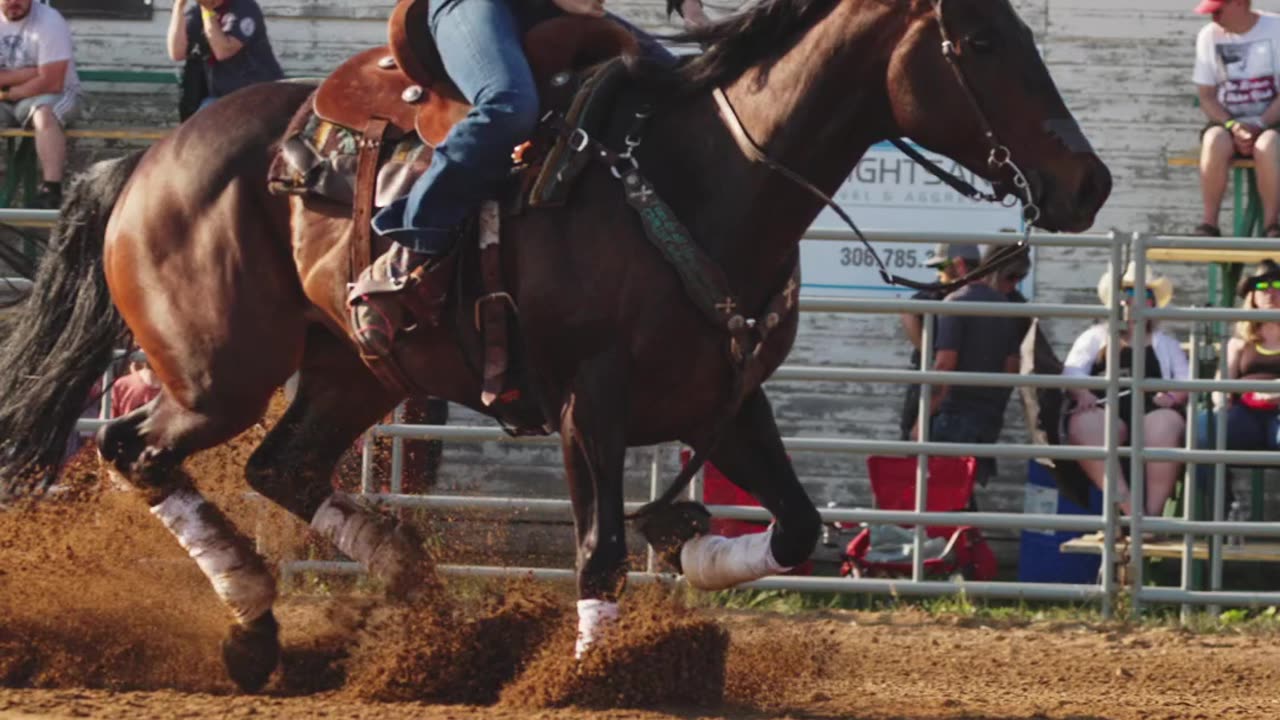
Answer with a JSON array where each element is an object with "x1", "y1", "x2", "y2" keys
[{"x1": 689, "y1": 586, "x2": 1280, "y2": 635}]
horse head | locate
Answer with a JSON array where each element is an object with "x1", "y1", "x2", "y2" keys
[{"x1": 888, "y1": 0, "x2": 1111, "y2": 232}]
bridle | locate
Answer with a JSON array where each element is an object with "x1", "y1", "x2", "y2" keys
[
  {"x1": 711, "y1": 0, "x2": 1040, "y2": 293},
  {"x1": 929, "y1": 0, "x2": 1040, "y2": 227}
]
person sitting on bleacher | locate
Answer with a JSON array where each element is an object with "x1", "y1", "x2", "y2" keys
[
  {"x1": 0, "y1": 0, "x2": 82, "y2": 210},
  {"x1": 167, "y1": 0, "x2": 283, "y2": 112},
  {"x1": 1192, "y1": 0, "x2": 1280, "y2": 238},
  {"x1": 1063, "y1": 264, "x2": 1189, "y2": 517},
  {"x1": 1198, "y1": 260, "x2": 1280, "y2": 456}
]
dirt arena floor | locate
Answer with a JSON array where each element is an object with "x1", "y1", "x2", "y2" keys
[{"x1": 2, "y1": 417, "x2": 1279, "y2": 720}]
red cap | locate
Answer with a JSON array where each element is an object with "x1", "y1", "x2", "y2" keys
[{"x1": 1194, "y1": 0, "x2": 1227, "y2": 14}]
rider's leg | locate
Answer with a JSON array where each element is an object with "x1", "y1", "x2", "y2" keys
[
  {"x1": 1199, "y1": 124, "x2": 1234, "y2": 233},
  {"x1": 373, "y1": 0, "x2": 541, "y2": 241},
  {"x1": 351, "y1": 0, "x2": 540, "y2": 346}
]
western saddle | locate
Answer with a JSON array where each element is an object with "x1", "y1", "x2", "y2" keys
[{"x1": 280, "y1": 0, "x2": 641, "y2": 413}]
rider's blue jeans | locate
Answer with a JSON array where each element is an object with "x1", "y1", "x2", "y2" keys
[
  {"x1": 372, "y1": 0, "x2": 540, "y2": 253},
  {"x1": 371, "y1": 1, "x2": 677, "y2": 254}
]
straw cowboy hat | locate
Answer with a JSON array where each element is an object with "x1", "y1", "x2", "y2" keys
[{"x1": 1096, "y1": 262, "x2": 1174, "y2": 308}]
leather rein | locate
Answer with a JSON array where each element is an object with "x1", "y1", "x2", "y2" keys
[{"x1": 712, "y1": 0, "x2": 1040, "y2": 294}]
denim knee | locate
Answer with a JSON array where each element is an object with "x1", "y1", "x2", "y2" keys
[{"x1": 477, "y1": 89, "x2": 540, "y2": 147}]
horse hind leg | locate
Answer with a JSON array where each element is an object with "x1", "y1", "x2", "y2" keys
[
  {"x1": 244, "y1": 327, "x2": 429, "y2": 598},
  {"x1": 97, "y1": 392, "x2": 282, "y2": 692}
]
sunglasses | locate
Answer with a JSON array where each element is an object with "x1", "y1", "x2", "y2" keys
[
  {"x1": 1121, "y1": 287, "x2": 1156, "y2": 302},
  {"x1": 1253, "y1": 279, "x2": 1280, "y2": 292},
  {"x1": 1002, "y1": 271, "x2": 1027, "y2": 283}
]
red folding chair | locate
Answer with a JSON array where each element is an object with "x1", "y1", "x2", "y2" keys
[{"x1": 842, "y1": 455, "x2": 997, "y2": 581}]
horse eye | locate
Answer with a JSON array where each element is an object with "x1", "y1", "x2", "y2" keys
[{"x1": 968, "y1": 34, "x2": 999, "y2": 54}]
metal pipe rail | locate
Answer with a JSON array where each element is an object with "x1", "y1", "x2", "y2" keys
[
  {"x1": 358, "y1": 491, "x2": 1280, "y2": 539},
  {"x1": 804, "y1": 228, "x2": 1117, "y2": 248},
  {"x1": 361, "y1": 492, "x2": 1109, "y2": 533},
  {"x1": 800, "y1": 296, "x2": 1108, "y2": 319},
  {"x1": 278, "y1": 561, "x2": 1105, "y2": 602},
  {"x1": 771, "y1": 366, "x2": 1114, "y2": 389},
  {"x1": 44, "y1": 216, "x2": 1279, "y2": 616},
  {"x1": 282, "y1": 560, "x2": 1280, "y2": 607}
]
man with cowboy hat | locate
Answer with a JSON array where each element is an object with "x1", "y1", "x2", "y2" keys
[
  {"x1": 897, "y1": 242, "x2": 984, "y2": 440},
  {"x1": 910, "y1": 253, "x2": 1025, "y2": 491}
]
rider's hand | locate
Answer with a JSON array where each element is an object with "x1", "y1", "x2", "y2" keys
[
  {"x1": 681, "y1": 0, "x2": 710, "y2": 29},
  {"x1": 552, "y1": 0, "x2": 606, "y2": 17}
]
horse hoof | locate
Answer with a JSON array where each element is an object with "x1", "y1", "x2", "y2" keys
[
  {"x1": 635, "y1": 501, "x2": 712, "y2": 572},
  {"x1": 221, "y1": 611, "x2": 280, "y2": 693}
]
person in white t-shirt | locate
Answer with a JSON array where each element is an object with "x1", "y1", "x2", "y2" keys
[
  {"x1": 1192, "y1": 0, "x2": 1280, "y2": 238},
  {"x1": 0, "y1": 0, "x2": 81, "y2": 209}
]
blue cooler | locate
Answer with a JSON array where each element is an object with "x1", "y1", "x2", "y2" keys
[{"x1": 1017, "y1": 460, "x2": 1103, "y2": 583}]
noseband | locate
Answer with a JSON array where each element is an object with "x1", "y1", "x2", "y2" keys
[{"x1": 712, "y1": 0, "x2": 1040, "y2": 293}]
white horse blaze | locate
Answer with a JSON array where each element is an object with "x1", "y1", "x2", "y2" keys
[
  {"x1": 575, "y1": 598, "x2": 620, "y2": 658},
  {"x1": 680, "y1": 526, "x2": 790, "y2": 591},
  {"x1": 150, "y1": 487, "x2": 276, "y2": 624}
]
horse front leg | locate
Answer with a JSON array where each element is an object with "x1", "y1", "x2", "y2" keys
[
  {"x1": 642, "y1": 389, "x2": 821, "y2": 590},
  {"x1": 559, "y1": 350, "x2": 629, "y2": 658}
]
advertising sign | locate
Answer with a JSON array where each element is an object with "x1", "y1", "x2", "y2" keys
[{"x1": 801, "y1": 141, "x2": 1030, "y2": 298}]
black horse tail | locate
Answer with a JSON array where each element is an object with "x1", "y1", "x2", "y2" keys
[{"x1": 0, "y1": 150, "x2": 145, "y2": 498}]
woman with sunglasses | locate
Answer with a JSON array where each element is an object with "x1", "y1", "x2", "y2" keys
[
  {"x1": 1062, "y1": 263, "x2": 1189, "y2": 517},
  {"x1": 1202, "y1": 259, "x2": 1280, "y2": 453}
]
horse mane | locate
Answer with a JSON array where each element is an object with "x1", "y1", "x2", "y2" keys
[{"x1": 671, "y1": 0, "x2": 845, "y2": 93}]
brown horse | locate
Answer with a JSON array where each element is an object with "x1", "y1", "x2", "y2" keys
[{"x1": 0, "y1": 0, "x2": 1109, "y2": 692}]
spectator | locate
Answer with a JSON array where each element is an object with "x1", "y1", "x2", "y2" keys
[
  {"x1": 0, "y1": 0, "x2": 82, "y2": 209},
  {"x1": 1198, "y1": 259, "x2": 1280, "y2": 454},
  {"x1": 167, "y1": 0, "x2": 283, "y2": 112},
  {"x1": 110, "y1": 357, "x2": 162, "y2": 418},
  {"x1": 897, "y1": 242, "x2": 981, "y2": 440},
  {"x1": 912, "y1": 259, "x2": 1024, "y2": 489},
  {"x1": 1192, "y1": 0, "x2": 1280, "y2": 237},
  {"x1": 1063, "y1": 264, "x2": 1188, "y2": 517}
]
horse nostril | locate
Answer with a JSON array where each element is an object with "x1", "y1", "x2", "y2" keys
[{"x1": 1076, "y1": 156, "x2": 1112, "y2": 210}]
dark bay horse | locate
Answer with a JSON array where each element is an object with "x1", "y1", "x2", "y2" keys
[{"x1": 0, "y1": 0, "x2": 1109, "y2": 692}]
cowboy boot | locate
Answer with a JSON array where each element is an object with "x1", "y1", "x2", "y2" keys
[{"x1": 347, "y1": 244, "x2": 434, "y2": 359}]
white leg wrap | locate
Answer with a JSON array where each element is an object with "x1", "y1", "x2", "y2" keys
[
  {"x1": 150, "y1": 487, "x2": 276, "y2": 624},
  {"x1": 679, "y1": 526, "x2": 790, "y2": 591},
  {"x1": 575, "y1": 599, "x2": 620, "y2": 659},
  {"x1": 310, "y1": 492, "x2": 387, "y2": 566}
]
